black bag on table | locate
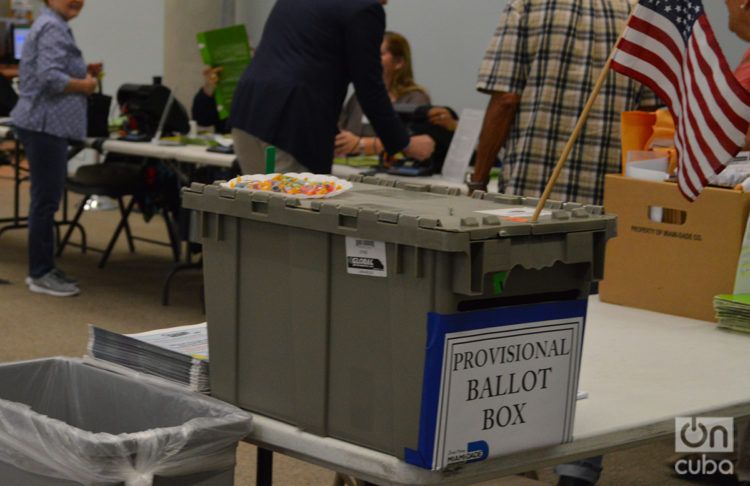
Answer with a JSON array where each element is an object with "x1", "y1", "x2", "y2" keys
[{"x1": 87, "y1": 80, "x2": 112, "y2": 138}]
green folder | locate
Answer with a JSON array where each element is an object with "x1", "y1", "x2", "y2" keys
[
  {"x1": 333, "y1": 156, "x2": 381, "y2": 167},
  {"x1": 196, "y1": 25, "x2": 252, "y2": 120}
]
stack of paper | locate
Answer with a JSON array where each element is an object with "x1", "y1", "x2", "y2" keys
[
  {"x1": 713, "y1": 294, "x2": 750, "y2": 333},
  {"x1": 87, "y1": 323, "x2": 210, "y2": 392}
]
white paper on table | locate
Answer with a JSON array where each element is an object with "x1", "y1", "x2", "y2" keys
[
  {"x1": 214, "y1": 135, "x2": 233, "y2": 147},
  {"x1": 441, "y1": 108, "x2": 485, "y2": 183},
  {"x1": 475, "y1": 207, "x2": 552, "y2": 220}
]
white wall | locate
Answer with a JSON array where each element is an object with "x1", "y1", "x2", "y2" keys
[
  {"x1": 386, "y1": 1, "x2": 747, "y2": 112},
  {"x1": 21, "y1": 1, "x2": 745, "y2": 113},
  {"x1": 384, "y1": 0, "x2": 502, "y2": 111},
  {"x1": 236, "y1": 0, "x2": 275, "y2": 49},
  {"x1": 236, "y1": 1, "x2": 749, "y2": 113},
  {"x1": 163, "y1": 0, "x2": 222, "y2": 114},
  {"x1": 69, "y1": 0, "x2": 164, "y2": 97},
  {"x1": 706, "y1": 2, "x2": 746, "y2": 68}
]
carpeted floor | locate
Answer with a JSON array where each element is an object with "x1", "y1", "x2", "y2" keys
[{"x1": 0, "y1": 161, "x2": 737, "y2": 485}]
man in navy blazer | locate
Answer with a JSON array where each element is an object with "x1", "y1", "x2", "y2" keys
[{"x1": 230, "y1": 0, "x2": 434, "y2": 174}]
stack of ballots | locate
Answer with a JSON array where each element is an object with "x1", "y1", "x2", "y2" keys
[
  {"x1": 87, "y1": 323, "x2": 210, "y2": 392},
  {"x1": 713, "y1": 294, "x2": 750, "y2": 333}
]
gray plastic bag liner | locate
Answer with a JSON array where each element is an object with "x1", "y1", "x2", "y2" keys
[{"x1": 0, "y1": 357, "x2": 252, "y2": 485}]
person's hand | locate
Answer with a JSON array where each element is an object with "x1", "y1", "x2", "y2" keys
[
  {"x1": 81, "y1": 74, "x2": 98, "y2": 95},
  {"x1": 334, "y1": 130, "x2": 360, "y2": 156},
  {"x1": 428, "y1": 107, "x2": 458, "y2": 132},
  {"x1": 404, "y1": 135, "x2": 435, "y2": 161},
  {"x1": 202, "y1": 67, "x2": 223, "y2": 97},
  {"x1": 87, "y1": 62, "x2": 104, "y2": 79}
]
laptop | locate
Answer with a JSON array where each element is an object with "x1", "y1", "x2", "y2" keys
[{"x1": 12, "y1": 25, "x2": 30, "y2": 63}]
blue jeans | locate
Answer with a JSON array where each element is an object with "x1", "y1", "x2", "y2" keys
[
  {"x1": 555, "y1": 456, "x2": 604, "y2": 484},
  {"x1": 16, "y1": 128, "x2": 69, "y2": 279}
]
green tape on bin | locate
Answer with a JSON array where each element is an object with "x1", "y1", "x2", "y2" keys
[{"x1": 493, "y1": 272, "x2": 508, "y2": 295}]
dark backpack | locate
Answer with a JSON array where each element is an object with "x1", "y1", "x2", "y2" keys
[{"x1": 0, "y1": 76, "x2": 18, "y2": 116}]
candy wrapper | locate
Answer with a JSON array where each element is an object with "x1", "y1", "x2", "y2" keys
[{"x1": 222, "y1": 172, "x2": 353, "y2": 199}]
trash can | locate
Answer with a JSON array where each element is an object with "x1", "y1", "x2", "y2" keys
[
  {"x1": 0, "y1": 357, "x2": 252, "y2": 485},
  {"x1": 183, "y1": 176, "x2": 616, "y2": 470}
]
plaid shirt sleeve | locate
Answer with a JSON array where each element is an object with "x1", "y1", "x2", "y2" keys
[
  {"x1": 476, "y1": 0, "x2": 528, "y2": 95},
  {"x1": 36, "y1": 23, "x2": 73, "y2": 94}
]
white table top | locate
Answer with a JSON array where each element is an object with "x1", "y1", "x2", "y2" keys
[
  {"x1": 88, "y1": 138, "x2": 237, "y2": 168},
  {"x1": 0, "y1": 121, "x2": 236, "y2": 168},
  {"x1": 0, "y1": 119, "x2": 12, "y2": 139},
  {"x1": 244, "y1": 296, "x2": 750, "y2": 485}
]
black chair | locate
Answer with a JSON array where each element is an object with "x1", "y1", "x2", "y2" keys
[
  {"x1": 0, "y1": 75, "x2": 18, "y2": 117},
  {"x1": 57, "y1": 161, "x2": 181, "y2": 268},
  {"x1": 0, "y1": 76, "x2": 17, "y2": 169},
  {"x1": 393, "y1": 103, "x2": 458, "y2": 174}
]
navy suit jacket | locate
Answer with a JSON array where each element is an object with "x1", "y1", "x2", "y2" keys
[{"x1": 229, "y1": 0, "x2": 410, "y2": 174}]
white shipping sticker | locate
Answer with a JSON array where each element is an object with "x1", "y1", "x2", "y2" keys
[
  {"x1": 475, "y1": 207, "x2": 552, "y2": 221},
  {"x1": 345, "y1": 237, "x2": 387, "y2": 277}
]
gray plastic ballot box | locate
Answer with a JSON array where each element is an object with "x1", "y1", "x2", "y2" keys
[
  {"x1": 0, "y1": 357, "x2": 252, "y2": 485},
  {"x1": 183, "y1": 176, "x2": 616, "y2": 470}
]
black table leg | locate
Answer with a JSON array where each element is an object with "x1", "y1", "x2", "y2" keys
[{"x1": 257, "y1": 447, "x2": 273, "y2": 486}]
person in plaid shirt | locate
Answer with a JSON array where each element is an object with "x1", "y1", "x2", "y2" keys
[
  {"x1": 469, "y1": 3, "x2": 658, "y2": 484},
  {"x1": 468, "y1": 0, "x2": 659, "y2": 205}
]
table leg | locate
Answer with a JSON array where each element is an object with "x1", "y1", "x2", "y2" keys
[{"x1": 256, "y1": 447, "x2": 273, "y2": 486}]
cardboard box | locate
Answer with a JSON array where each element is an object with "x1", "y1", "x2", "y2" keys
[{"x1": 600, "y1": 175, "x2": 750, "y2": 321}]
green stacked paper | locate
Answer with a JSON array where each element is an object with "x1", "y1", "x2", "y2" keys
[{"x1": 713, "y1": 293, "x2": 750, "y2": 333}]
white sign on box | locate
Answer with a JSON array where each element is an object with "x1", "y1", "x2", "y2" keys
[{"x1": 404, "y1": 300, "x2": 586, "y2": 470}]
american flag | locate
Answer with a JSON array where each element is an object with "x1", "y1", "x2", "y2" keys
[{"x1": 611, "y1": 0, "x2": 750, "y2": 200}]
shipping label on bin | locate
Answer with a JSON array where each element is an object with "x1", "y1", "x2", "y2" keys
[
  {"x1": 405, "y1": 300, "x2": 586, "y2": 470},
  {"x1": 345, "y1": 237, "x2": 387, "y2": 277}
]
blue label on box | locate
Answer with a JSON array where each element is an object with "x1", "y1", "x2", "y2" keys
[{"x1": 404, "y1": 299, "x2": 588, "y2": 470}]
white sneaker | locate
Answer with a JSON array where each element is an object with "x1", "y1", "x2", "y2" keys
[
  {"x1": 27, "y1": 270, "x2": 80, "y2": 297},
  {"x1": 26, "y1": 268, "x2": 78, "y2": 286}
]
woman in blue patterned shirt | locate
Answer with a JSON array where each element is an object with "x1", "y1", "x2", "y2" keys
[{"x1": 11, "y1": 0, "x2": 99, "y2": 297}]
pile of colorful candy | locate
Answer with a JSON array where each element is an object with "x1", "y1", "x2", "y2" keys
[{"x1": 222, "y1": 173, "x2": 353, "y2": 199}]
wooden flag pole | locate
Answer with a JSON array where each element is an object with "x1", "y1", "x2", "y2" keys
[{"x1": 530, "y1": 12, "x2": 634, "y2": 222}]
